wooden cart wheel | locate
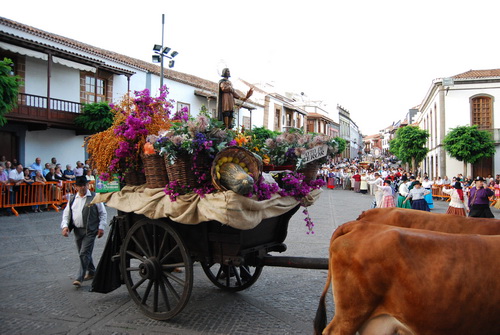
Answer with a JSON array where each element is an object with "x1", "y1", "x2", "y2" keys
[
  {"x1": 201, "y1": 260, "x2": 263, "y2": 292},
  {"x1": 120, "y1": 219, "x2": 193, "y2": 320}
]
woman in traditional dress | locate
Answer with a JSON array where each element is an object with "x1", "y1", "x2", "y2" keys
[
  {"x1": 442, "y1": 182, "x2": 468, "y2": 216},
  {"x1": 352, "y1": 171, "x2": 361, "y2": 193},
  {"x1": 360, "y1": 173, "x2": 368, "y2": 194},
  {"x1": 397, "y1": 175, "x2": 411, "y2": 208},
  {"x1": 421, "y1": 176, "x2": 434, "y2": 209},
  {"x1": 367, "y1": 172, "x2": 384, "y2": 208},
  {"x1": 376, "y1": 179, "x2": 396, "y2": 208},
  {"x1": 327, "y1": 169, "x2": 335, "y2": 189},
  {"x1": 403, "y1": 181, "x2": 431, "y2": 211}
]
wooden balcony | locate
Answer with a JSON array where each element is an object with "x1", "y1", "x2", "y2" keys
[{"x1": 7, "y1": 93, "x2": 82, "y2": 130}]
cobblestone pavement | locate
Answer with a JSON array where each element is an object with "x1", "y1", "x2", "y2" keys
[{"x1": 0, "y1": 188, "x2": 498, "y2": 335}]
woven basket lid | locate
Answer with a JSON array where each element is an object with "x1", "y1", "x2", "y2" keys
[{"x1": 211, "y1": 146, "x2": 263, "y2": 192}]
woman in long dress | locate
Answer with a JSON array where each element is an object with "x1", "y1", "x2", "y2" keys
[
  {"x1": 403, "y1": 181, "x2": 431, "y2": 211},
  {"x1": 376, "y1": 180, "x2": 396, "y2": 208},
  {"x1": 367, "y1": 173, "x2": 384, "y2": 208},
  {"x1": 397, "y1": 175, "x2": 411, "y2": 208},
  {"x1": 421, "y1": 177, "x2": 434, "y2": 209},
  {"x1": 442, "y1": 182, "x2": 468, "y2": 216},
  {"x1": 360, "y1": 173, "x2": 368, "y2": 194},
  {"x1": 352, "y1": 171, "x2": 361, "y2": 193}
]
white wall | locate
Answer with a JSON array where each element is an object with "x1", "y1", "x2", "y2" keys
[
  {"x1": 24, "y1": 129, "x2": 86, "y2": 169},
  {"x1": 25, "y1": 57, "x2": 48, "y2": 97}
]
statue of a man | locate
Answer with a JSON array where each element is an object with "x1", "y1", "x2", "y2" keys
[{"x1": 217, "y1": 68, "x2": 240, "y2": 129}]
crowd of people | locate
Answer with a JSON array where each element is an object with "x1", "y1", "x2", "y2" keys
[
  {"x1": 0, "y1": 156, "x2": 95, "y2": 215},
  {"x1": 318, "y1": 158, "x2": 500, "y2": 218}
]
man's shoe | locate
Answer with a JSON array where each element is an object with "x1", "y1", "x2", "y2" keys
[
  {"x1": 72, "y1": 280, "x2": 81, "y2": 287},
  {"x1": 83, "y1": 273, "x2": 94, "y2": 281}
]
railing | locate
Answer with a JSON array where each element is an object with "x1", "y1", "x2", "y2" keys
[
  {"x1": 19, "y1": 93, "x2": 82, "y2": 113},
  {"x1": 0, "y1": 180, "x2": 95, "y2": 216}
]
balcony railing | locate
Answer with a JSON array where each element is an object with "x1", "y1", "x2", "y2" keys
[
  {"x1": 19, "y1": 93, "x2": 82, "y2": 113},
  {"x1": 8, "y1": 93, "x2": 82, "y2": 129}
]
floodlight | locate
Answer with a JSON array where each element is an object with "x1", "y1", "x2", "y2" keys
[
  {"x1": 170, "y1": 51, "x2": 179, "y2": 58},
  {"x1": 168, "y1": 60, "x2": 175, "y2": 68},
  {"x1": 162, "y1": 47, "x2": 171, "y2": 55},
  {"x1": 152, "y1": 55, "x2": 161, "y2": 63},
  {"x1": 153, "y1": 44, "x2": 162, "y2": 52}
]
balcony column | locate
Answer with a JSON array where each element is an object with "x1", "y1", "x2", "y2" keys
[{"x1": 47, "y1": 51, "x2": 52, "y2": 120}]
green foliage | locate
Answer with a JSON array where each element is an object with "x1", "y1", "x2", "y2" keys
[
  {"x1": 199, "y1": 104, "x2": 210, "y2": 117},
  {"x1": 334, "y1": 136, "x2": 347, "y2": 155},
  {"x1": 0, "y1": 58, "x2": 22, "y2": 126},
  {"x1": 389, "y1": 126, "x2": 429, "y2": 167},
  {"x1": 443, "y1": 125, "x2": 495, "y2": 164},
  {"x1": 74, "y1": 102, "x2": 113, "y2": 133},
  {"x1": 250, "y1": 126, "x2": 280, "y2": 141}
]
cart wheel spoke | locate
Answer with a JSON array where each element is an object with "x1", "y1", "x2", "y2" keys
[
  {"x1": 131, "y1": 277, "x2": 147, "y2": 291},
  {"x1": 130, "y1": 235, "x2": 150, "y2": 258},
  {"x1": 162, "y1": 272, "x2": 181, "y2": 301},
  {"x1": 159, "y1": 244, "x2": 180, "y2": 264},
  {"x1": 121, "y1": 219, "x2": 193, "y2": 320},
  {"x1": 159, "y1": 279, "x2": 171, "y2": 311},
  {"x1": 201, "y1": 260, "x2": 263, "y2": 292},
  {"x1": 141, "y1": 280, "x2": 154, "y2": 305}
]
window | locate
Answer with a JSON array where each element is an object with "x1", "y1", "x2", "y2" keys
[
  {"x1": 85, "y1": 76, "x2": 106, "y2": 103},
  {"x1": 471, "y1": 96, "x2": 492, "y2": 129}
]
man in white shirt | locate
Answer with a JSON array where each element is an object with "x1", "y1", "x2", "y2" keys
[{"x1": 61, "y1": 176, "x2": 107, "y2": 287}]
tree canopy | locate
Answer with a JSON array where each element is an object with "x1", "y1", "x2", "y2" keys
[
  {"x1": 334, "y1": 136, "x2": 347, "y2": 155},
  {"x1": 443, "y1": 125, "x2": 495, "y2": 165},
  {"x1": 74, "y1": 102, "x2": 113, "y2": 133},
  {"x1": 389, "y1": 126, "x2": 429, "y2": 171},
  {"x1": 0, "y1": 58, "x2": 22, "y2": 126}
]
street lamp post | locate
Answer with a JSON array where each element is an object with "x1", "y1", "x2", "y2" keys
[{"x1": 152, "y1": 14, "x2": 178, "y2": 88}]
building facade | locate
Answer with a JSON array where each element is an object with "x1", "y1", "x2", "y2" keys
[
  {"x1": 0, "y1": 17, "x2": 263, "y2": 167},
  {"x1": 417, "y1": 69, "x2": 500, "y2": 179}
]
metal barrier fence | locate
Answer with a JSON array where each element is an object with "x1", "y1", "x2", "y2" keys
[
  {"x1": 0, "y1": 180, "x2": 95, "y2": 216},
  {"x1": 432, "y1": 184, "x2": 496, "y2": 205}
]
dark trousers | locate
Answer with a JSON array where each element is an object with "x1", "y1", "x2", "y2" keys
[{"x1": 73, "y1": 227, "x2": 97, "y2": 282}]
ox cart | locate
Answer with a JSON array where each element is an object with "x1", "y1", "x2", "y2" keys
[{"x1": 93, "y1": 186, "x2": 327, "y2": 320}]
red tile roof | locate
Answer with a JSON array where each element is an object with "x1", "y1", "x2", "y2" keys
[
  {"x1": 0, "y1": 16, "x2": 219, "y2": 91},
  {"x1": 452, "y1": 69, "x2": 500, "y2": 79}
]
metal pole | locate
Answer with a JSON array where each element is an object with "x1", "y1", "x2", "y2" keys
[{"x1": 160, "y1": 14, "x2": 165, "y2": 88}]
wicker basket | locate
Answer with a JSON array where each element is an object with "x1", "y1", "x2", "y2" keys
[
  {"x1": 123, "y1": 169, "x2": 146, "y2": 186},
  {"x1": 142, "y1": 153, "x2": 168, "y2": 188},
  {"x1": 164, "y1": 153, "x2": 212, "y2": 191},
  {"x1": 297, "y1": 161, "x2": 321, "y2": 183},
  {"x1": 211, "y1": 146, "x2": 263, "y2": 192}
]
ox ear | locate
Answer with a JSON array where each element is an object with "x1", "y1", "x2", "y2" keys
[{"x1": 357, "y1": 210, "x2": 367, "y2": 220}]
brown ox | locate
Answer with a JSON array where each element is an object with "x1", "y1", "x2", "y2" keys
[
  {"x1": 357, "y1": 207, "x2": 500, "y2": 234},
  {"x1": 314, "y1": 220, "x2": 500, "y2": 335}
]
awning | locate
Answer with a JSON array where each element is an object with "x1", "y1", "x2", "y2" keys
[
  {"x1": 53, "y1": 56, "x2": 96, "y2": 73},
  {"x1": 0, "y1": 41, "x2": 48, "y2": 61}
]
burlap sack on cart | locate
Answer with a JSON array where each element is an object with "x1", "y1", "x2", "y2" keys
[{"x1": 93, "y1": 186, "x2": 320, "y2": 230}]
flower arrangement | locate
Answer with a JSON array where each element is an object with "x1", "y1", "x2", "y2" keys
[
  {"x1": 86, "y1": 87, "x2": 173, "y2": 180},
  {"x1": 252, "y1": 171, "x2": 325, "y2": 233},
  {"x1": 152, "y1": 109, "x2": 228, "y2": 199},
  {"x1": 263, "y1": 128, "x2": 339, "y2": 170}
]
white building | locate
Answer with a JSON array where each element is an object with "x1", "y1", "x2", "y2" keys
[
  {"x1": 0, "y1": 16, "x2": 261, "y2": 167},
  {"x1": 417, "y1": 69, "x2": 500, "y2": 179}
]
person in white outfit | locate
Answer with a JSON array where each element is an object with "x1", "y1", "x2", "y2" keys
[
  {"x1": 367, "y1": 173, "x2": 384, "y2": 208},
  {"x1": 442, "y1": 181, "x2": 469, "y2": 216}
]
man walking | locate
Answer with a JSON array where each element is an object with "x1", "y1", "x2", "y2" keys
[{"x1": 61, "y1": 176, "x2": 107, "y2": 287}]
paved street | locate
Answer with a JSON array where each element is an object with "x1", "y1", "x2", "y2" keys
[{"x1": 0, "y1": 188, "x2": 498, "y2": 335}]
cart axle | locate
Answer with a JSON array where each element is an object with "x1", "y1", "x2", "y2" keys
[{"x1": 261, "y1": 256, "x2": 328, "y2": 270}]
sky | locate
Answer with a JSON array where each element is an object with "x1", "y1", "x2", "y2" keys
[{"x1": 2, "y1": 0, "x2": 500, "y2": 135}]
